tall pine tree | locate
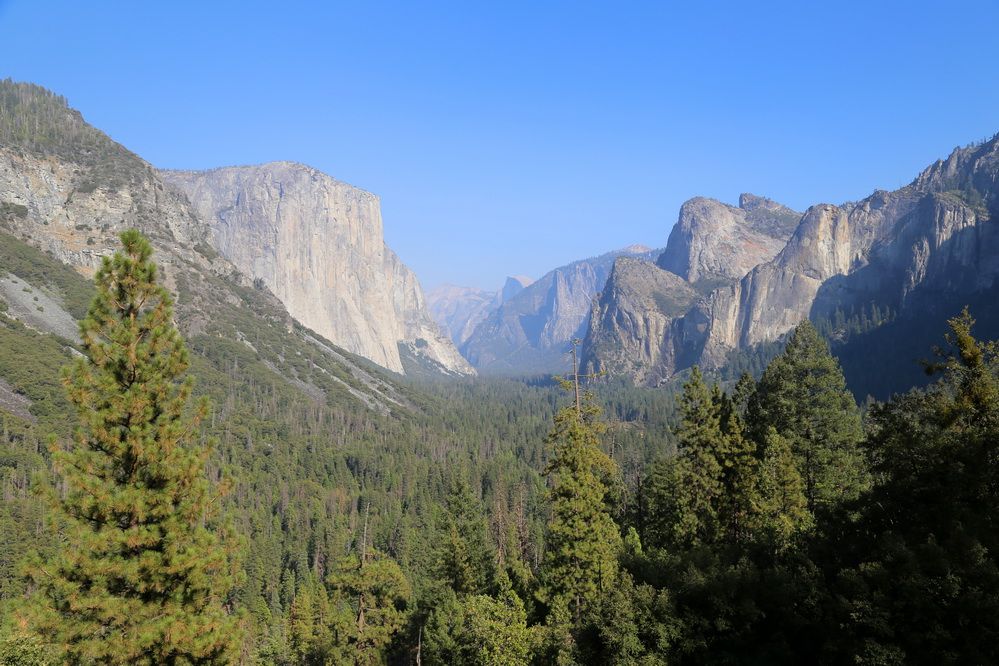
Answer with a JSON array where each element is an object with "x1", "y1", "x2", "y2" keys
[
  {"x1": 539, "y1": 389, "x2": 621, "y2": 622},
  {"x1": 748, "y1": 320, "x2": 867, "y2": 513},
  {"x1": 20, "y1": 231, "x2": 241, "y2": 664}
]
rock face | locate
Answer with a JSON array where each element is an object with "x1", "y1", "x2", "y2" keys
[
  {"x1": 428, "y1": 275, "x2": 534, "y2": 347},
  {"x1": 581, "y1": 196, "x2": 799, "y2": 383},
  {"x1": 658, "y1": 194, "x2": 800, "y2": 285},
  {"x1": 0, "y1": 86, "x2": 232, "y2": 314},
  {"x1": 583, "y1": 135, "x2": 999, "y2": 386},
  {"x1": 161, "y1": 163, "x2": 474, "y2": 376},
  {"x1": 697, "y1": 139, "x2": 999, "y2": 368},
  {"x1": 581, "y1": 257, "x2": 699, "y2": 385},
  {"x1": 0, "y1": 81, "x2": 435, "y2": 412},
  {"x1": 459, "y1": 246, "x2": 659, "y2": 374}
]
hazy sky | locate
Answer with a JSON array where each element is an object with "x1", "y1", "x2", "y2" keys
[{"x1": 2, "y1": 1, "x2": 998, "y2": 290}]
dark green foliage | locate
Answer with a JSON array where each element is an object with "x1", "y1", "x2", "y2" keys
[
  {"x1": 825, "y1": 309, "x2": 999, "y2": 663},
  {"x1": 423, "y1": 586, "x2": 536, "y2": 666},
  {"x1": 0, "y1": 633, "x2": 53, "y2": 666},
  {"x1": 0, "y1": 80, "x2": 151, "y2": 194},
  {"x1": 748, "y1": 320, "x2": 867, "y2": 512},
  {"x1": 1, "y1": 224, "x2": 998, "y2": 662}
]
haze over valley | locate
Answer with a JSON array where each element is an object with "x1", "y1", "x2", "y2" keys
[{"x1": 2, "y1": 2, "x2": 999, "y2": 664}]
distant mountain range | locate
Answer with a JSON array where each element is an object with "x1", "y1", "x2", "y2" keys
[
  {"x1": 582, "y1": 137, "x2": 999, "y2": 398},
  {"x1": 428, "y1": 246, "x2": 660, "y2": 375},
  {"x1": 434, "y1": 139, "x2": 999, "y2": 399},
  {"x1": 4, "y1": 79, "x2": 997, "y2": 400},
  {"x1": 0, "y1": 80, "x2": 472, "y2": 384}
]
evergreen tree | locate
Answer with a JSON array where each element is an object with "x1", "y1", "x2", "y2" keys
[
  {"x1": 669, "y1": 368, "x2": 725, "y2": 546},
  {"x1": 539, "y1": 390, "x2": 621, "y2": 622},
  {"x1": 757, "y1": 427, "x2": 811, "y2": 552},
  {"x1": 437, "y1": 478, "x2": 496, "y2": 596},
  {"x1": 20, "y1": 230, "x2": 241, "y2": 664},
  {"x1": 830, "y1": 309, "x2": 999, "y2": 662},
  {"x1": 716, "y1": 389, "x2": 761, "y2": 543},
  {"x1": 423, "y1": 580, "x2": 536, "y2": 666},
  {"x1": 748, "y1": 320, "x2": 867, "y2": 513},
  {"x1": 328, "y1": 550, "x2": 411, "y2": 665}
]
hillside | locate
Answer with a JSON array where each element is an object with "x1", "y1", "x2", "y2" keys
[{"x1": 582, "y1": 136, "x2": 999, "y2": 397}]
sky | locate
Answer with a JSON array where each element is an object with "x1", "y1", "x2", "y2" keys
[{"x1": 1, "y1": 1, "x2": 998, "y2": 290}]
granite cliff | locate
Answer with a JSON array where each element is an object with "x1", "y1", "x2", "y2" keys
[
  {"x1": 582, "y1": 136, "x2": 999, "y2": 389},
  {"x1": 459, "y1": 245, "x2": 659, "y2": 375},
  {"x1": 428, "y1": 276, "x2": 532, "y2": 347},
  {"x1": 697, "y1": 137, "x2": 999, "y2": 370},
  {"x1": 161, "y1": 163, "x2": 473, "y2": 376},
  {"x1": 582, "y1": 195, "x2": 799, "y2": 384},
  {"x1": 0, "y1": 81, "x2": 433, "y2": 411}
]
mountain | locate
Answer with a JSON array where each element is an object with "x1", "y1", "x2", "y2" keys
[
  {"x1": 582, "y1": 195, "x2": 800, "y2": 385},
  {"x1": 428, "y1": 275, "x2": 533, "y2": 347},
  {"x1": 657, "y1": 193, "x2": 801, "y2": 286},
  {"x1": 459, "y1": 245, "x2": 660, "y2": 375},
  {"x1": 582, "y1": 136, "x2": 999, "y2": 395},
  {"x1": 160, "y1": 163, "x2": 473, "y2": 377},
  {"x1": 0, "y1": 80, "x2": 421, "y2": 412}
]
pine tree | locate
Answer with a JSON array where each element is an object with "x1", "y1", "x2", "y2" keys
[
  {"x1": 20, "y1": 230, "x2": 241, "y2": 664},
  {"x1": 289, "y1": 578, "x2": 317, "y2": 663},
  {"x1": 423, "y1": 577, "x2": 536, "y2": 666},
  {"x1": 716, "y1": 390, "x2": 760, "y2": 543},
  {"x1": 328, "y1": 550, "x2": 411, "y2": 665},
  {"x1": 830, "y1": 309, "x2": 999, "y2": 662},
  {"x1": 748, "y1": 320, "x2": 867, "y2": 513},
  {"x1": 539, "y1": 390, "x2": 621, "y2": 622},
  {"x1": 757, "y1": 427, "x2": 811, "y2": 551},
  {"x1": 651, "y1": 368, "x2": 725, "y2": 547}
]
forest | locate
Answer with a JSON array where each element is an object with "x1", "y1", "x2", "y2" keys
[{"x1": 2, "y1": 231, "x2": 999, "y2": 666}]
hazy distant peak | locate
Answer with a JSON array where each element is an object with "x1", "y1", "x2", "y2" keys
[{"x1": 501, "y1": 275, "x2": 533, "y2": 303}]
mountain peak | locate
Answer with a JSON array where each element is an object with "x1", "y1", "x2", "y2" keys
[
  {"x1": 739, "y1": 192, "x2": 788, "y2": 212},
  {"x1": 501, "y1": 275, "x2": 533, "y2": 303}
]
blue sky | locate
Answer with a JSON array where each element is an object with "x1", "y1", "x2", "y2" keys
[{"x1": 1, "y1": 1, "x2": 997, "y2": 290}]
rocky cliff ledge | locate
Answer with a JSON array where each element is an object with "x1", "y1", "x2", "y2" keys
[{"x1": 161, "y1": 163, "x2": 473, "y2": 376}]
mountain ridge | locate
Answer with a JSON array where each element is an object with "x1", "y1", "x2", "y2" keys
[
  {"x1": 160, "y1": 161, "x2": 473, "y2": 376},
  {"x1": 581, "y1": 133, "x2": 999, "y2": 393}
]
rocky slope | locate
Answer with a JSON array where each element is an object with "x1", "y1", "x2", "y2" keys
[
  {"x1": 428, "y1": 276, "x2": 532, "y2": 347},
  {"x1": 582, "y1": 195, "x2": 800, "y2": 384},
  {"x1": 697, "y1": 137, "x2": 999, "y2": 369},
  {"x1": 0, "y1": 81, "x2": 423, "y2": 412},
  {"x1": 658, "y1": 193, "x2": 800, "y2": 286},
  {"x1": 583, "y1": 136, "x2": 999, "y2": 389},
  {"x1": 460, "y1": 245, "x2": 659, "y2": 374},
  {"x1": 161, "y1": 163, "x2": 473, "y2": 376}
]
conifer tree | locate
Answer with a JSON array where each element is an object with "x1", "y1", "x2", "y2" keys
[
  {"x1": 716, "y1": 390, "x2": 760, "y2": 543},
  {"x1": 539, "y1": 388, "x2": 621, "y2": 621},
  {"x1": 328, "y1": 550, "x2": 411, "y2": 665},
  {"x1": 748, "y1": 320, "x2": 867, "y2": 512},
  {"x1": 423, "y1": 575, "x2": 536, "y2": 666},
  {"x1": 657, "y1": 368, "x2": 725, "y2": 546},
  {"x1": 20, "y1": 230, "x2": 241, "y2": 664},
  {"x1": 757, "y1": 427, "x2": 811, "y2": 551},
  {"x1": 830, "y1": 309, "x2": 999, "y2": 662}
]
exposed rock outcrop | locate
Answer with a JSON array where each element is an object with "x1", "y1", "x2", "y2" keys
[
  {"x1": 428, "y1": 275, "x2": 534, "y2": 347},
  {"x1": 161, "y1": 163, "x2": 474, "y2": 376},
  {"x1": 459, "y1": 246, "x2": 659, "y2": 375},
  {"x1": 583, "y1": 135, "x2": 999, "y2": 386},
  {"x1": 698, "y1": 140, "x2": 999, "y2": 368},
  {"x1": 0, "y1": 80, "x2": 431, "y2": 412},
  {"x1": 658, "y1": 194, "x2": 800, "y2": 286},
  {"x1": 582, "y1": 194, "x2": 800, "y2": 382},
  {"x1": 581, "y1": 257, "x2": 699, "y2": 385}
]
